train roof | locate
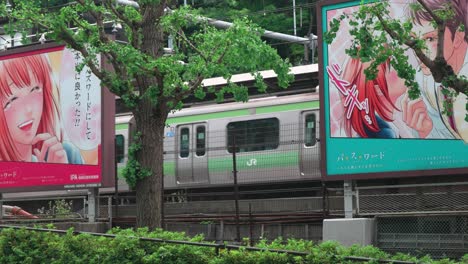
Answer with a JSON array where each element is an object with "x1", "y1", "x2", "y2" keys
[
  {"x1": 201, "y1": 64, "x2": 317, "y2": 87},
  {"x1": 116, "y1": 92, "x2": 318, "y2": 125},
  {"x1": 116, "y1": 64, "x2": 319, "y2": 125}
]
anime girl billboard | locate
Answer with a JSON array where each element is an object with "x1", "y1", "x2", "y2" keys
[
  {"x1": 319, "y1": 0, "x2": 468, "y2": 179},
  {"x1": 0, "y1": 44, "x2": 109, "y2": 190}
]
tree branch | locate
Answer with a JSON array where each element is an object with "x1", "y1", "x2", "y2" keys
[
  {"x1": 166, "y1": 41, "x2": 231, "y2": 107},
  {"x1": 102, "y1": 0, "x2": 141, "y2": 29},
  {"x1": 373, "y1": 4, "x2": 467, "y2": 95},
  {"x1": 73, "y1": 0, "x2": 133, "y2": 93},
  {"x1": 175, "y1": 30, "x2": 209, "y2": 62},
  {"x1": 415, "y1": 0, "x2": 444, "y2": 25}
]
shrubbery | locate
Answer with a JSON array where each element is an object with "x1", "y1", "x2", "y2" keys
[{"x1": 0, "y1": 226, "x2": 466, "y2": 264}]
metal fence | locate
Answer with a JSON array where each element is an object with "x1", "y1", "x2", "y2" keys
[
  {"x1": 96, "y1": 189, "x2": 344, "y2": 243},
  {"x1": 376, "y1": 214, "x2": 468, "y2": 259},
  {"x1": 355, "y1": 181, "x2": 468, "y2": 259},
  {"x1": 356, "y1": 182, "x2": 468, "y2": 215},
  {"x1": 0, "y1": 195, "x2": 87, "y2": 222}
]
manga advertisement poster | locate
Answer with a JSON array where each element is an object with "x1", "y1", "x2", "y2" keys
[
  {"x1": 319, "y1": 0, "x2": 468, "y2": 179},
  {"x1": 0, "y1": 44, "x2": 113, "y2": 191}
]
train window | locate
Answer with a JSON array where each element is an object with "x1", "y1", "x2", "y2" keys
[
  {"x1": 305, "y1": 114, "x2": 316, "y2": 147},
  {"x1": 196, "y1": 126, "x2": 206, "y2": 156},
  {"x1": 115, "y1": 134, "x2": 125, "y2": 163},
  {"x1": 227, "y1": 118, "x2": 279, "y2": 153},
  {"x1": 180, "y1": 127, "x2": 190, "y2": 158}
]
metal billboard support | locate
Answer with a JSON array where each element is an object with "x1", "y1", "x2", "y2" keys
[
  {"x1": 88, "y1": 187, "x2": 99, "y2": 223},
  {"x1": 344, "y1": 180, "x2": 354, "y2": 218}
]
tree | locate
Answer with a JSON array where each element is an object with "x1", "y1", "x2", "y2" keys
[
  {"x1": 194, "y1": 0, "x2": 315, "y2": 64},
  {"x1": 0, "y1": 0, "x2": 292, "y2": 229},
  {"x1": 325, "y1": 0, "x2": 467, "y2": 121}
]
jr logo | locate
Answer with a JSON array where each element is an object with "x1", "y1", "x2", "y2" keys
[{"x1": 246, "y1": 158, "x2": 257, "y2": 167}]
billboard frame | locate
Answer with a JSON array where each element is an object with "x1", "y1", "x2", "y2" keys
[
  {"x1": 0, "y1": 42, "x2": 115, "y2": 192},
  {"x1": 317, "y1": 0, "x2": 468, "y2": 181}
]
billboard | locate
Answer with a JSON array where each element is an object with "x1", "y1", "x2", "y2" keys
[
  {"x1": 0, "y1": 43, "x2": 115, "y2": 191},
  {"x1": 318, "y1": 0, "x2": 468, "y2": 180}
]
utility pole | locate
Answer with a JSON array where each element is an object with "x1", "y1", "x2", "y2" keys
[{"x1": 231, "y1": 136, "x2": 241, "y2": 243}]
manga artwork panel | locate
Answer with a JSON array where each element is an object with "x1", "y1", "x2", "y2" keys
[
  {"x1": 326, "y1": 0, "x2": 468, "y2": 142},
  {"x1": 0, "y1": 47, "x2": 100, "y2": 164},
  {"x1": 0, "y1": 45, "x2": 105, "y2": 190},
  {"x1": 320, "y1": 0, "x2": 468, "y2": 179}
]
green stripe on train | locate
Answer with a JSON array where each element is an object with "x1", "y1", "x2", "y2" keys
[
  {"x1": 115, "y1": 123, "x2": 128, "y2": 130},
  {"x1": 118, "y1": 151, "x2": 298, "y2": 179},
  {"x1": 208, "y1": 151, "x2": 299, "y2": 172},
  {"x1": 256, "y1": 101, "x2": 318, "y2": 114},
  {"x1": 115, "y1": 101, "x2": 319, "y2": 130},
  {"x1": 117, "y1": 161, "x2": 176, "y2": 178}
]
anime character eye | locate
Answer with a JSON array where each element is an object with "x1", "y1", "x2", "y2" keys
[
  {"x1": 3, "y1": 97, "x2": 17, "y2": 111},
  {"x1": 30, "y1": 86, "x2": 42, "y2": 93}
]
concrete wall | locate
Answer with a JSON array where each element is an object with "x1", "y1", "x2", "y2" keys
[{"x1": 322, "y1": 218, "x2": 375, "y2": 247}]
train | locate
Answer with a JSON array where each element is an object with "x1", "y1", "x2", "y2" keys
[{"x1": 115, "y1": 91, "x2": 320, "y2": 190}]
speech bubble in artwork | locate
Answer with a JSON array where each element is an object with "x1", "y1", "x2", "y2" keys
[{"x1": 59, "y1": 49, "x2": 101, "y2": 151}]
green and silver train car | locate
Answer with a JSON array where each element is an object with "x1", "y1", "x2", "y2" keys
[{"x1": 115, "y1": 92, "x2": 319, "y2": 190}]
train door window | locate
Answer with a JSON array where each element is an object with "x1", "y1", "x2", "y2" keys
[
  {"x1": 180, "y1": 128, "x2": 190, "y2": 158},
  {"x1": 305, "y1": 114, "x2": 316, "y2": 147},
  {"x1": 196, "y1": 126, "x2": 206, "y2": 156},
  {"x1": 227, "y1": 118, "x2": 279, "y2": 153},
  {"x1": 115, "y1": 134, "x2": 125, "y2": 163}
]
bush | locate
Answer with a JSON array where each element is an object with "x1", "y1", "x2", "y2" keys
[{"x1": 0, "y1": 227, "x2": 465, "y2": 264}]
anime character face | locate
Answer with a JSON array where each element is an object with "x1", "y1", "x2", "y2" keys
[
  {"x1": 2, "y1": 73, "x2": 44, "y2": 146},
  {"x1": 412, "y1": 20, "x2": 460, "y2": 75},
  {"x1": 385, "y1": 66, "x2": 407, "y2": 105}
]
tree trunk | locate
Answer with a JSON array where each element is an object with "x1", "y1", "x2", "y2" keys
[
  {"x1": 134, "y1": 102, "x2": 167, "y2": 229},
  {"x1": 132, "y1": 4, "x2": 167, "y2": 229}
]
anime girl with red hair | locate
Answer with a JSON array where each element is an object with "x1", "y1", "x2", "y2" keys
[
  {"x1": 342, "y1": 58, "x2": 396, "y2": 137},
  {"x1": 0, "y1": 54, "x2": 83, "y2": 163},
  {"x1": 343, "y1": 58, "x2": 426, "y2": 138}
]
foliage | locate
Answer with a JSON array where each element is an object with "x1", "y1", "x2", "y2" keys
[
  {"x1": 37, "y1": 199, "x2": 75, "y2": 218},
  {"x1": 0, "y1": 227, "x2": 466, "y2": 263},
  {"x1": 121, "y1": 132, "x2": 151, "y2": 189},
  {"x1": 194, "y1": 0, "x2": 314, "y2": 65}
]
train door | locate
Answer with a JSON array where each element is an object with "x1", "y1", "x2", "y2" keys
[
  {"x1": 300, "y1": 111, "x2": 319, "y2": 178},
  {"x1": 176, "y1": 123, "x2": 209, "y2": 185}
]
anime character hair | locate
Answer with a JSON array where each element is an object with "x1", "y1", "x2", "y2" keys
[
  {"x1": 341, "y1": 58, "x2": 398, "y2": 137},
  {"x1": 409, "y1": 0, "x2": 468, "y2": 41},
  {"x1": 0, "y1": 54, "x2": 61, "y2": 161}
]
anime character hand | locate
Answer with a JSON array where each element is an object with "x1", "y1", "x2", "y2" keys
[
  {"x1": 32, "y1": 133, "x2": 68, "y2": 163},
  {"x1": 401, "y1": 93, "x2": 433, "y2": 138}
]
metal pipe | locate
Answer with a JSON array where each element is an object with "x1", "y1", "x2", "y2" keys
[
  {"x1": 115, "y1": 0, "x2": 139, "y2": 8},
  {"x1": 293, "y1": 0, "x2": 297, "y2": 36},
  {"x1": 205, "y1": 18, "x2": 316, "y2": 47}
]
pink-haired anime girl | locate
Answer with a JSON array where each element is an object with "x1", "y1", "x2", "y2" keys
[
  {"x1": 0, "y1": 54, "x2": 83, "y2": 163},
  {"x1": 340, "y1": 57, "x2": 413, "y2": 138}
]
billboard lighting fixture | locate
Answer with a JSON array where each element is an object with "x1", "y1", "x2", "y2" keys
[
  {"x1": 112, "y1": 22, "x2": 122, "y2": 34},
  {"x1": 39, "y1": 33, "x2": 46, "y2": 44}
]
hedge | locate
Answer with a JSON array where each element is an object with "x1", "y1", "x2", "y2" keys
[{"x1": 0, "y1": 226, "x2": 466, "y2": 264}]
